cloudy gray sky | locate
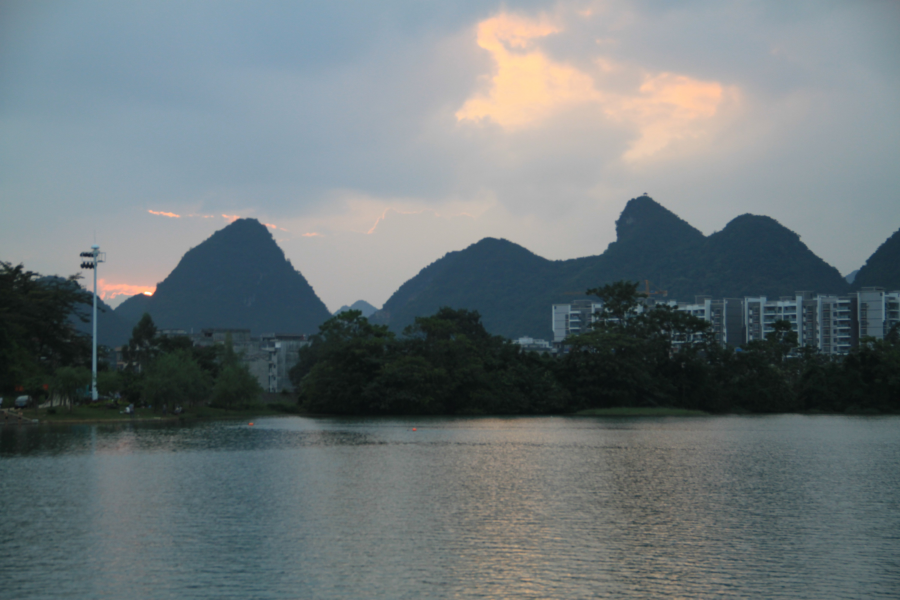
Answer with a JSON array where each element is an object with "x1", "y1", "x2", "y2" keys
[{"x1": 2, "y1": 0, "x2": 898, "y2": 311}]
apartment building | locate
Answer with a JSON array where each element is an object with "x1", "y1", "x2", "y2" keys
[
  {"x1": 551, "y1": 288, "x2": 899, "y2": 354},
  {"x1": 744, "y1": 292, "x2": 819, "y2": 346},
  {"x1": 816, "y1": 295, "x2": 858, "y2": 354},
  {"x1": 261, "y1": 334, "x2": 309, "y2": 393},
  {"x1": 551, "y1": 300, "x2": 603, "y2": 343},
  {"x1": 857, "y1": 287, "x2": 900, "y2": 340},
  {"x1": 676, "y1": 296, "x2": 744, "y2": 346}
]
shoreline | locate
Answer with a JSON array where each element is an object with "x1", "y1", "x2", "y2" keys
[{"x1": 8, "y1": 406, "x2": 898, "y2": 426}]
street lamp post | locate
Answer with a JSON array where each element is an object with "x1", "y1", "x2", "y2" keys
[{"x1": 80, "y1": 245, "x2": 105, "y2": 401}]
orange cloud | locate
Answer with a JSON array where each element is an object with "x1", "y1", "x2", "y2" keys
[
  {"x1": 263, "y1": 222, "x2": 290, "y2": 232},
  {"x1": 148, "y1": 210, "x2": 180, "y2": 218},
  {"x1": 98, "y1": 279, "x2": 155, "y2": 302},
  {"x1": 301, "y1": 232, "x2": 324, "y2": 237},
  {"x1": 222, "y1": 214, "x2": 241, "y2": 223},
  {"x1": 456, "y1": 13, "x2": 597, "y2": 129},
  {"x1": 614, "y1": 73, "x2": 725, "y2": 160},
  {"x1": 456, "y1": 10, "x2": 732, "y2": 160}
]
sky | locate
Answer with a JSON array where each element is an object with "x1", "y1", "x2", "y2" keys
[{"x1": 1, "y1": 0, "x2": 898, "y2": 312}]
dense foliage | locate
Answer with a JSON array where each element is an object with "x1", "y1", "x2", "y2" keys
[
  {"x1": 296, "y1": 282, "x2": 900, "y2": 416},
  {"x1": 1, "y1": 262, "x2": 92, "y2": 398},
  {"x1": 2, "y1": 260, "x2": 263, "y2": 412},
  {"x1": 122, "y1": 320, "x2": 262, "y2": 410},
  {"x1": 291, "y1": 308, "x2": 568, "y2": 415}
]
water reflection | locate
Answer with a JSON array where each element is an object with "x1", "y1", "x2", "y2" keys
[{"x1": 1, "y1": 416, "x2": 899, "y2": 599}]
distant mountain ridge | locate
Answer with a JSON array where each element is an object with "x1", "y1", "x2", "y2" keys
[
  {"x1": 103, "y1": 197, "x2": 897, "y2": 344},
  {"x1": 334, "y1": 300, "x2": 378, "y2": 317},
  {"x1": 373, "y1": 195, "x2": 855, "y2": 339},
  {"x1": 114, "y1": 218, "x2": 331, "y2": 335}
]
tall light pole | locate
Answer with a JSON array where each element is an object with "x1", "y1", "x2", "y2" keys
[{"x1": 80, "y1": 245, "x2": 105, "y2": 401}]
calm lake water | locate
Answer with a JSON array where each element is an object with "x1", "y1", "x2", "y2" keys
[{"x1": 1, "y1": 415, "x2": 899, "y2": 599}]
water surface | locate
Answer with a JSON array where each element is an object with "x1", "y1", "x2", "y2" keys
[{"x1": 2, "y1": 415, "x2": 898, "y2": 599}]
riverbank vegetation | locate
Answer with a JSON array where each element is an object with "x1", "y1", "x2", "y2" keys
[
  {"x1": 1, "y1": 262, "x2": 263, "y2": 416},
  {"x1": 291, "y1": 282, "x2": 900, "y2": 416}
]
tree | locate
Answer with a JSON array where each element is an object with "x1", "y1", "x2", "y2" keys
[
  {"x1": 292, "y1": 311, "x2": 396, "y2": 414},
  {"x1": 210, "y1": 333, "x2": 262, "y2": 408},
  {"x1": 210, "y1": 364, "x2": 263, "y2": 408},
  {"x1": 1, "y1": 262, "x2": 92, "y2": 393},
  {"x1": 141, "y1": 349, "x2": 211, "y2": 410},
  {"x1": 563, "y1": 281, "x2": 714, "y2": 410},
  {"x1": 585, "y1": 280, "x2": 646, "y2": 324},
  {"x1": 123, "y1": 313, "x2": 159, "y2": 372},
  {"x1": 97, "y1": 370, "x2": 124, "y2": 399},
  {"x1": 51, "y1": 366, "x2": 91, "y2": 410}
]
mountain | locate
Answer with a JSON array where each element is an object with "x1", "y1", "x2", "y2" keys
[
  {"x1": 334, "y1": 300, "x2": 378, "y2": 318},
  {"x1": 124, "y1": 218, "x2": 331, "y2": 335},
  {"x1": 114, "y1": 292, "x2": 153, "y2": 328},
  {"x1": 852, "y1": 227, "x2": 900, "y2": 291},
  {"x1": 38, "y1": 276, "x2": 133, "y2": 347},
  {"x1": 692, "y1": 214, "x2": 848, "y2": 298},
  {"x1": 845, "y1": 270, "x2": 859, "y2": 285},
  {"x1": 374, "y1": 195, "x2": 851, "y2": 340},
  {"x1": 73, "y1": 295, "x2": 133, "y2": 348},
  {"x1": 374, "y1": 237, "x2": 561, "y2": 337}
]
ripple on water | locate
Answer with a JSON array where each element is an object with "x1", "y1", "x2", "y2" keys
[{"x1": 1, "y1": 415, "x2": 899, "y2": 599}]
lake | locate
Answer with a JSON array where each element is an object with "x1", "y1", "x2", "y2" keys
[{"x1": 1, "y1": 415, "x2": 898, "y2": 599}]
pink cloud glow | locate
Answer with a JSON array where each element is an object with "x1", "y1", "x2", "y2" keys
[{"x1": 98, "y1": 279, "x2": 155, "y2": 302}]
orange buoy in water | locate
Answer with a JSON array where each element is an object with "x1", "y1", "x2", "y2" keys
[
  {"x1": 412, "y1": 427, "x2": 417, "y2": 431},
  {"x1": 249, "y1": 422, "x2": 254, "y2": 426}
]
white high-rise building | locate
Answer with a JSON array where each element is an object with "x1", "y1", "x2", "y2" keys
[
  {"x1": 551, "y1": 300, "x2": 603, "y2": 343},
  {"x1": 857, "y1": 288, "x2": 900, "y2": 341},
  {"x1": 676, "y1": 296, "x2": 744, "y2": 346},
  {"x1": 816, "y1": 295, "x2": 857, "y2": 354},
  {"x1": 744, "y1": 292, "x2": 817, "y2": 347}
]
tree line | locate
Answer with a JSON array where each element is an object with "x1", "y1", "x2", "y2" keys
[
  {"x1": 4, "y1": 260, "x2": 896, "y2": 415},
  {"x1": 1, "y1": 261, "x2": 261, "y2": 411},
  {"x1": 290, "y1": 281, "x2": 900, "y2": 415}
]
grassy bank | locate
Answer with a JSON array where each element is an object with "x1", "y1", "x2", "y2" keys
[
  {"x1": 11, "y1": 402, "x2": 300, "y2": 425},
  {"x1": 574, "y1": 407, "x2": 709, "y2": 417}
]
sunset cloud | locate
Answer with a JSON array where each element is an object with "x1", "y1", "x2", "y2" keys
[
  {"x1": 222, "y1": 214, "x2": 241, "y2": 223},
  {"x1": 98, "y1": 279, "x2": 155, "y2": 302},
  {"x1": 456, "y1": 10, "x2": 731, "y2": 160},
  {"x1": 148, "y1": 210, "x2": 180, "y2": 218},
  {"x1": 455, "y1": 13, "x2": 596, "y2": 129},
  {"x1": 301, "y1": 232, "x2": 324, "y2": 237}
]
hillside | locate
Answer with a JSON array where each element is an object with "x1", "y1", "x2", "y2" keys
[
  {"x1": 374, "y1": 237, "x2": 562, "y2": 336},
  {"x1": 852, "y1": 227, "x2": 900, "y2": 292},
  {"x1": 334, "y1": 300, "x2": 378, "y2": 318},
  {"x1": 374, "y1": 195, "x2": 851, "y2": 339},
  {"x1": 119, "y1": 218, "x2": 331, "y2": 335},
  {"x1": 114, "y1": 292, "x2": 153, "y2": 328}
]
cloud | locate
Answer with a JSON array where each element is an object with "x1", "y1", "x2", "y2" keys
[
  {"x1": 456, "y1": 13, "x2": 596, "y2": 128},
  {"x1": 262, "y1": 222, "x2": 289, "y2": 231},
  {"x1": 98, "y1": 279, "x2": 155, "y2": 302},
  {"x1": 455, "y1": 9, "x2": 733, "y2": 160},
  {"x1": 148, "y1": 210, "x2": 180, "y2": 218}
]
